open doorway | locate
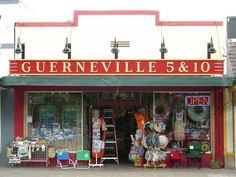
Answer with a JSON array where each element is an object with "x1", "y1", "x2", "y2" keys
[
  {"x1": 114, "y1": 105, "x2": 138, "y2": 163},
  {"x1": 84, "y1": 91, "x2": 153, "y2": 164}
]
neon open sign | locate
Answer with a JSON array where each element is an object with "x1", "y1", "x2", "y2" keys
[{"x1": 185, "y1": 96, "x2": 210, "y2": 106}]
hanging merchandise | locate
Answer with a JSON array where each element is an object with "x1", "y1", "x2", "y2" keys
[
  {"x1": 145, "y1": 134, "x2": 153, "y2": 148},
  {"x1": 173, "y1": 109, "x2": 186, "y2": 146},
  {"x1": 153, "y1": 122, "x2": 163, "y2": 133},
  {"x1": 144, "y1": 121, "x2": 152, "y2": 133},
  {"x1": 142, "y1": 119, "x2": 169, "y2": 167},
  {"x1": 151, "y1": 133, "x2": 160, "y2": 146},
  {"x1": 187, "y1": 106, "x2": 209, "y2": 122},
  {"x1": 91, "y1": 116, "x2": 106, "y2": 159},
  {"x1": 18, "y1": 144, "x2": 29, "y2": 158},
  {"x1": 156, "y1": 135, "x2": 168, "y2": 149},
  {"x1": 201, "y1": 142, "x2": 210, "y2": 152}
]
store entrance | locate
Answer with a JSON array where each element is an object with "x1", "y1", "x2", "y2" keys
[
  {"x1": 114, "y1": 106, "x2": 137, "y2": 163},
  {"x1": 87, "y1": 91, "x2": 152, "y2": 164},
  {"x1": 87, "y1": 91, "x2": 212, "y2": 167}
]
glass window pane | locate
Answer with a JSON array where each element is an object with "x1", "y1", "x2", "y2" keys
[
  {"x1": 27, "y1": 92, "x2": 82, "y2": 151},
  {"x1": 154, "y1": 92, "x2": 211, "y2": 150}
]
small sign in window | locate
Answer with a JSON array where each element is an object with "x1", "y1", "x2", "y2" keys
[{"x1": 185, "y1": 96, "x2": 210, "y2": 106}]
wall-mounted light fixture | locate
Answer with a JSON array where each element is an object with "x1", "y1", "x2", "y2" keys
[
  {"x1": 159, "y1": 37, "x2": 168, "y2": 59},
  {"x1": 207, "y1": 37, "x2": 216, "y2": 59},
  {"x1": 63, "y1": 37, "x2": 71, "y2": 59},
  {"x1": 15, "y1": 37, "x2": 25, "y2": 59},
  {"x1": 111, "y1": 37, "x2": 119, "y2": 59}
]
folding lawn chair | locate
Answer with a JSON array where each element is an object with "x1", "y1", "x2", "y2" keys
[
  {"x1": 56, "y1": 149, "x2": 74, "y2": 169},
  {"x1": 74, "y1": 150, "x2": 91, "y2": 169},
  {"x1": 186, "y1": 141, "x2": 202, "y2": 168}
]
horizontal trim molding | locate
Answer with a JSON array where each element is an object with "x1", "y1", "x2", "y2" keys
[
  {"x1": 15, "y1": 10, "x2": 223, "y2": 27},
  {"x1": 1, "y1": 76, "x2": 233, "y2": 87}
]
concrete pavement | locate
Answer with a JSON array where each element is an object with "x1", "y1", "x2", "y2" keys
[{"x1": 0, "y1": 164, "x2": 236, "y2": 177}]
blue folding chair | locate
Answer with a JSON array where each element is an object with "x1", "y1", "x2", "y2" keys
[{"x1": 56, "y1": 149, "x2": 74, "y2": 169}]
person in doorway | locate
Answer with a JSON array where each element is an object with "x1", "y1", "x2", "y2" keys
[
  {"x1": 123, "y1": 108, "x2": 138, "y2": 162},
  {"x1": 134, "y1": 112, "x2": 145, "y2": 133}
]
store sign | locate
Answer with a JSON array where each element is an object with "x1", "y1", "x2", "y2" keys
[
  {"x1": 185, "y1": 96, "x2": 210, "y2": 106},
  {"x1": 9, "y1": 59, "x2": 224, "y2": 76}
]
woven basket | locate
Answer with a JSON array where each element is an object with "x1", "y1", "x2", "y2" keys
[
  {"x1": 209, "y1": 160, "x2": 222, "y2": 169},
  {"x1": 134, "y1": 156, "x2": 144, "y2": 167},
  {"x1": 48, "y1": 147, "x2": 56, "y2": 158}
]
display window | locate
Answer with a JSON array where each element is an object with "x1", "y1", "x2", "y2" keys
[
  {"x1": 153, "y1": 92, "x2": 211, "y2": 149},
  {"x1": 27, "y1": 92, "x2": 83, "y2": 151}
]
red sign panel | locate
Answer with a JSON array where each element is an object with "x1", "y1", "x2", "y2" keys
[{"x1": 9, "y1": 59, "x2": 224, "y2": 76}]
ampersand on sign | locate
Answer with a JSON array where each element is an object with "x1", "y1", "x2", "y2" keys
[{"x1": 178, "y1": 62, "x2": 189, "y2": 72}]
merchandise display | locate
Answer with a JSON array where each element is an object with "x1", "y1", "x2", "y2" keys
[
  {"x1": 31, "y1": 124, "x2": 81, "y2": 151},
  {"x1": 142, "y1": 121, "x2": 168, "y2": 167},
  {"x1": 27, "y1": 93, "x2": 83, "y2": 152},
  {"x1": 91, "y1": 109, "x2": 106, "y2": 167},
  {"x1": 91, "y1": 116, "x2": 106, "y2": 159},
  {"x1": 127, "y1": 92, "x2": 212, "y2": 168},
  {"x1": 8, "y1": 139, "x2": 49, "y2": 167},
  {"x1": 129, "y1": 133, "x2": 145, "y2": 167}
]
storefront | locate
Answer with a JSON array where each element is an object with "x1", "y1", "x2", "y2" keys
[
  {"x1": 0, "y1": 10, "x2": 233, "y2": 168},
  {"x1": 1, "y1": 74, "x2": 232, "y2": 167}
]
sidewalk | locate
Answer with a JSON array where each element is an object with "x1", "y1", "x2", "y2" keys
[{"x1": 0, "y1": 165, "x2": 236, "y2": 177}]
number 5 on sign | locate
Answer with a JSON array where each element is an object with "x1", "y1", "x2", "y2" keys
[{"x1": 166, "y1": 62, "x2": 174, "y2": 72}]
